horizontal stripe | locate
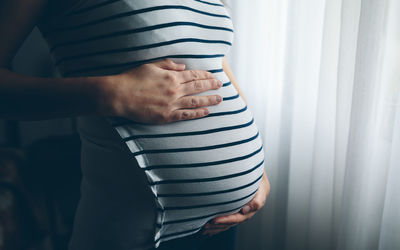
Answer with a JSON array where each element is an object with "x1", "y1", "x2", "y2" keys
[
  {"x1": 223, "y1": 93, "x2": 239, "y2": 101},
  {"x1": 194, "y1": 0, "x2": 225, "y2": 7},
  {"x1": 55, "y1": 38, "x2": 232, "y2": 65},
  {"x1": 150, "y1": 159, "x2": 264, "y2": 185},
  {"x1": 131, "y1": 131, "x2": 259, "y2": 156},
  {"x1": 209, "y1": 68, "x2": 224, "y2": 73},
  {"x1": 159, "y1": 188, "x2": 258, "y2": 211},
  {"x1": 67, "y1": 0, "x2": 120, "y2": 16},
  {"x1": 157, "y1": 201, "x2": 249, "y2": 226},
  {"x1": 51, "y1": 22, "x2": 233, "y2": 53},
  {"x1": 144, "y1": 144, "x2": 263, "y2": 171},
  {"x1": 46, "y1": 5, "x2": 230, "y2": 37},
  {"x1": 222, "y1": 81, "x2": 231, "y2": 87},
  {"x1": 122, "y1": 118, "x2": 254, "y2": 141},
  {"x1": 63, "y1": 54, "x2": 225, "y2": 76},
  {"x1": 206, "y1": 105, "x2": 247, "y2": 117},
  {"x1": 157, "y1": 172, "x2": 264, "y2": 198}
]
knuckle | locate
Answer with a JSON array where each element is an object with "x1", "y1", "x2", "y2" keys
[
  {"x1": 193, "y1": 80, "x2": 203, "y2": 90},
  {"x1": 195, "y1": 110, "x2": 203, "y2": 117},
  {"x1": 165, "y1": 87, "x2": 178, "y2": 97},
  {"x1": 211, "y1": 79, "x2": 220, "y2": 88},
  {"x1": 190, "y1": 98, "x2": 198, "y2": 107},
  {"x1": 181, "y1": 111, "x2": 193, "y2": 120},
  {"x1": 164, "y1": 72, "x2": 177, "y2": 82}
]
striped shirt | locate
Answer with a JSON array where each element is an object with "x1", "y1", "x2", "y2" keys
[{"x1": 39, "y1": 0, "x2": 265, "y2": 248}]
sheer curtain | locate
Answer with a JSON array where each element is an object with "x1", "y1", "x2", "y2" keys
[{"x1": 224, "y1": 0, "x2": 400, "y2": 249}]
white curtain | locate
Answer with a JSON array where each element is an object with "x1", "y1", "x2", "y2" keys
[{"x1": 224, "y1": 0, "x2": 400, "y2": 249}]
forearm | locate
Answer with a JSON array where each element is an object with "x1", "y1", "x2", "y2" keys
[{"x1": 0, "y1": 68, "x2": 107, "y2": 121}]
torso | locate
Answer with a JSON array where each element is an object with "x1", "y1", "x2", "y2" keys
[{"x1": 37, "y1": 1, "x2": 265, "y2": 249}]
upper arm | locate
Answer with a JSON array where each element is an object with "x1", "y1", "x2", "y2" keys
[
  {"x1": 0, "y1": 0, "x2": 49, "y2": 69},
  {"x1": 222, "y1": 56, "x2": 238, "y2": 86},
  {"x1": 222, "y1": 56, "x2": 247, "y2": 104}
]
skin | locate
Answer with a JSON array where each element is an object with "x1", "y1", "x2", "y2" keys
[{"x1": 0, "y1": 0, "x2": 271, "y2": 238}]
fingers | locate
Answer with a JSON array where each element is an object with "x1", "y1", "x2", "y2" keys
[
  {"x1": 201, "y1": 222, "x2": 238, "y2": 236},
  {"x1": 169, "y1": 108, "x2": 210, "y2": 122},
  {"x1": 240, "y1": 179, "x2": 268, "y2": 215},
  {"x1": 180, "y1": 78, "x2": 223, "y2": 96},
  {"x1": 175, "y1": 95, "x2": 222, "y2": 109},
  {"x1": 201, "y1": 176, "x2": 271, "y2": 235},
  {"x1": 202, "y1": 226, "x2": 233, "y2": 236},
  {"x1": 168, "y1": 94, "x2": 222, "y2": 123},
  {"x1": 177, "y1": 69, "x2": 215, "y2": 83},
  {"x1": 154, "y1": 58, "x2": 186, "y2": 71},
  {"x1": 241, "y1": 196, "x2": 263, "y2": 215},
  {"x1": 203, "y1": 222, "x2": 237, "y2": 231},
  {"x1": 213, "y1": 211, "x2": 256, "y2": 225}
]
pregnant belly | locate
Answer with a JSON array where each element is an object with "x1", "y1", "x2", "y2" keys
[
  {"x1": 106, "y1": 83, "x2": 265, "y2": 245},
  {"x1": 76, "y1": 68, "x2": 265, "y2": 247}
]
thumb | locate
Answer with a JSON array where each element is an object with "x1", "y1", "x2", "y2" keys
[
  {"x1": 155, "y1": 58, "x2": 186, "y2": 71},
  {"x1": 241, "y1": 205, "x2": 252, "y2": 215}
]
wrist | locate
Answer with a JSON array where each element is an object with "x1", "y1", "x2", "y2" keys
[{"x1": 89, "y1": 74, "x2": 120, "y2": 117}]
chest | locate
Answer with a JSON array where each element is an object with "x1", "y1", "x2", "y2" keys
[{"x1": 39, "y1": 0, "x2": 234, "y2": 76}]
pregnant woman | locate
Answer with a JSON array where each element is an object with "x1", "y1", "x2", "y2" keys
[{"x1": 0, "y1": 0, "x2": 271, "y2": 249}]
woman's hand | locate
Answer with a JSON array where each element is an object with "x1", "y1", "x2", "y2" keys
[
  {"x1": 201, "y1": 170, "x2": 271, "y2": 236},
  {"x1": 98, "y1": 59, "x2": 223, "y2": 124}
]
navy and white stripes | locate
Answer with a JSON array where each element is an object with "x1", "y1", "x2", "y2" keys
[{"x1": 40, "y1": 0, "x2": 265, "y2": 248}]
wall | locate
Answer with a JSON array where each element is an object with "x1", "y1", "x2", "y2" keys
[{"x1": 0, "y1": 27, "x2": 75, "y2": 148}]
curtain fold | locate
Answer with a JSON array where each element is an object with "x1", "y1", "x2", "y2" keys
[{"x1": 225, "y1": 0, "x2": 400, "y2": 249}]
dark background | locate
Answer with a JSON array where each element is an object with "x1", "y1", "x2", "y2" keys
[
  {"x1": 1, "y1": 27, "x2": 76, "y2": 147},
  {"x1": 0, "y1": 28, "x2": 81, "y2": 250}
]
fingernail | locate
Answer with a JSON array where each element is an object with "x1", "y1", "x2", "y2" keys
[
  {"x1": 216, "y1": 96, "x2": 222, "y2": 102},
  {"x1": 242, "y1": 205, "x2": 251, "y2": 214},
  {"x1": 204, "y1": 109, "x2": 210, "y2": 115},
  {"x1": 218, "y1": 80, "x2": 223, "y2": 87}
]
